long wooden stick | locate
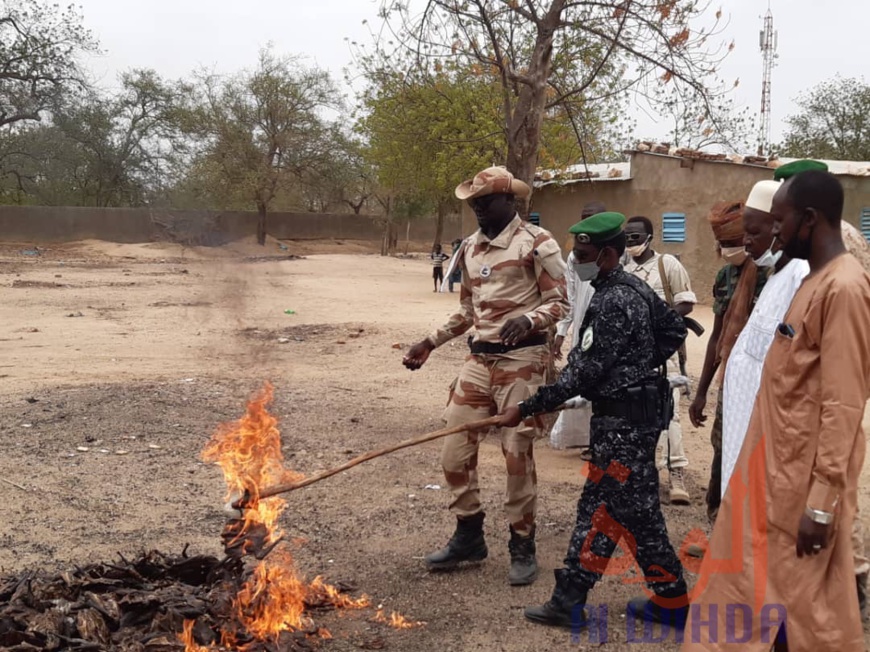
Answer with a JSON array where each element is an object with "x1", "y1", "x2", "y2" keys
[{"x1": 257, "y1": 415, "x2": 503, "y2": 501}]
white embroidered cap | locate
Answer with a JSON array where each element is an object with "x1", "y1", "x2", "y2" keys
[{"x1": 745, "y1": 180, "x2": 780, "y2": 214}]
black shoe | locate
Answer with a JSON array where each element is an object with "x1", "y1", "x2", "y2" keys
[
  {"x1": 626, "y1": 586, "x2": 689, "y2": 630},
  {"x1": 524, "y1": 599, "x2": 587, "y2": 629},
  {"x1": 508, "y1": 525, "x2": 538, "y2": 586},
  {"x1": 524, "y1": 569, "x2": 588, "y2": 628},
  {"x1": 425, "y1": 512, "x2": 488, "y2": 571}
]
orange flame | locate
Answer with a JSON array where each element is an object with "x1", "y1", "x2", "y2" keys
[
  {"x1": 310, "y1": 575, "x2": 370, "y2": 609},
  {"x1": 228, "y1": 551, "x2": 310, "y2": 643},
  {"x1": 373, "y1": 609, "x2": 426, "y2": 629},
  {"x1": 188, "y1": 383, "x2": 369, "y2": 651},
  {"x1": 202, "y1": 382, "x2": 302, "y2": 547},
  {"x1": 179, "y1": 620, "x2": 211, "y2": 651}
]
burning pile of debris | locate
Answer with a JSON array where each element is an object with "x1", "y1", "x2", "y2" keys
[
  {"x1": 0, "y1": 548, "x2": 365, "y2": 651},
  {"x1": 0, "y1": 384, "x2": 423, "y2": 651}
]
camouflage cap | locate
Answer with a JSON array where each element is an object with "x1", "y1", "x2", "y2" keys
[
  {"x1": 773, "y1": 159, "x2": 828, "y2": 181},
  {"x1": 455, "y1": 166, "x2": 531, "y2": 200},
  {"x1": 569, "y1": 211, "x2": 626, "y2": 244}
]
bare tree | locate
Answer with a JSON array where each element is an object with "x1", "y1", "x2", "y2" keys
[
  {"x1": 649, "y1": 80, "x2": 756, "y2": 152},
  {"x1": 0, "y1": 0, "x2": 98, "y2": 130}
]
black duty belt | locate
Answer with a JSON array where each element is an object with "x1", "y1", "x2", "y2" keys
[
  {"x1": 591, "y1": 398, "x2": 632, "y2": 419},
  {"x1": 468, "y1": 334, "x2": 548, "y2": 355}
]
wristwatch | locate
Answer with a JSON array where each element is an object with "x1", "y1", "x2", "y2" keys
[{"x1": 804, "y1": 506, "x2": 834, "y2": 525}]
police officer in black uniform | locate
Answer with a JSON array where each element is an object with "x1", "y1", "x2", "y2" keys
[{"x1": 496, "y1": 212, "x2": 689, "y2": 629}]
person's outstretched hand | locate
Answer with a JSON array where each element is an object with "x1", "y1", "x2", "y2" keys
[{"x1": 403, "y1": 340, "x2": 434, "y2": 370}]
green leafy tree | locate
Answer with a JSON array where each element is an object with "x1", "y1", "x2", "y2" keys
[
  {"x1": 296, "y1": 132, "x2": 377, "y2": 214},
  {"x1": 373, "y1": 0, "x2": 730, "y2": 193},
  {"x1": 356, "y1": 64, "x2": 501, "y2": 251},
  {"x1": 779, "y1": 76, "x2": 870, "y2": 161},
  {"x1": 179, "y1": 49, "x2": 341, "y2": 244},
  {"x1": 355, "y1": 50, "x2": 620, "y2": 249},
  {"x1": 1, "y1": 69, "x2": 182, "y2": 206}
]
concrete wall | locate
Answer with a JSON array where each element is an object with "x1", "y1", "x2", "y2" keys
[
  {"x1": 461, "y1": 152, "x2": 870, "y2": 303},
  {"x1": 0, "y1": 206, "x2": 464, "y2": 247}
]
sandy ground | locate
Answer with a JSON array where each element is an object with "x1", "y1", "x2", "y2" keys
[{"x1": 1, "y1": 237, "x2": 868, "y2": 651}]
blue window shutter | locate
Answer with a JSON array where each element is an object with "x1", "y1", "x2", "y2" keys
[
  {"x1": 861, "y1": 208, "x2": 870, "y2": 242},
  {"x1": 662, "y1": 213, "x2": 686, "y2": 243}
]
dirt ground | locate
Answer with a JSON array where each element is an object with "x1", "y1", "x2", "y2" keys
[{"x1": 1, "y1": 236, "x2": 868, "y2": 651}]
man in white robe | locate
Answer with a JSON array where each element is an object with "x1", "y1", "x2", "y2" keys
[{"x1": 721, "y1": 180, "x2": 809, "y2": 493}]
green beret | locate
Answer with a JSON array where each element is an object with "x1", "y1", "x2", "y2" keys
[
  {"x1": 569, "y1": 211, "x2": 626, "y2": 244},
  {"x1": 774, "y1": 159, "x2": 828, "y2": 181}
]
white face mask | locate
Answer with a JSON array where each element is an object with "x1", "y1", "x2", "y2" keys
[
  {"x1": 753, "y1": 243, "x2": 783, "y2": 268},
  {"x1": 573, "y1": 251, "x2": 603, "y2": 281},
  {"x1": 626, "y1": 235, "x2": 652, "y2": 259},
  {"x1": 720, "y1": 246, "x2": 748, "y2": 267}
]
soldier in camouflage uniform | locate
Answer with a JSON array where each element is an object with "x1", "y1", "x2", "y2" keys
[
  {"x1": 497, "y1": 212, "x2": 689, "y2": 629},
  {"x1": 403, "y1": 166, "x2": 568, "y2": 586}
]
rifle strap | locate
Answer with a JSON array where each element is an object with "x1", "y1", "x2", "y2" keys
[{"x1": 658, "y1": 255, "x2": 687, "y2": 363}]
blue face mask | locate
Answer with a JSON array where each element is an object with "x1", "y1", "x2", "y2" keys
[{"x1": 573, "y1": 251, "x2": 603, "y2": 281}]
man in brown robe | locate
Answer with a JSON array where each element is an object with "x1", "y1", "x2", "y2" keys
[{"x1": 682, "y1": 170, "x2": 870, "y2": 651}]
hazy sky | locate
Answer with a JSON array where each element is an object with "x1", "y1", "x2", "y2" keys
[{"x1": 76, "y1": 0, "x2": 867, "y2": 149}]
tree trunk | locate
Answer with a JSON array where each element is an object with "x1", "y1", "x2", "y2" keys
[
  {"x1": 256, "y1": 201, "x2": 267, "y2": 245},
  {"x1": 380, "y1": 196, "x2": 392, "y2": 256},
  {"x1": 433, "y1": 202, "x2": 446, "y2": 248},
  {"x1": 404, "y1": 220, "x2": 411, "y2": 255},
  {"x1": 389, "y1": 221, "x2": 398, "y2": 252},
  {"x1": 503, "y1": 9, "x2": 560, "y2": 217}
]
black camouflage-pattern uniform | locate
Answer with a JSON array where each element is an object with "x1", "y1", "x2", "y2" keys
[{"x1": 520, "y1": 267, "x2": 687, "y2": 596}]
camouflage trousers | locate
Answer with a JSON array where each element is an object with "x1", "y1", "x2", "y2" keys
[
  {"x1": 562, "y1": 417, "x2": 685, "y2": 595},
  {"x1": 441, "y1": 347, "x2": 547, "y2": 537}
]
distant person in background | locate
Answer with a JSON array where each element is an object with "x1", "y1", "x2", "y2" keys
[
  {"x1": 448, "y1": 238, "x2": 463, "y2": 292},
  {"x1": 550, "y1": 200, "x2": 605, "y2": 454},
  {"x1": 430, "y1": 243, "x2": 450, "y2": 292},
  {"x1": 623, "y1": 215, "x2": 697, "y2": 506}
]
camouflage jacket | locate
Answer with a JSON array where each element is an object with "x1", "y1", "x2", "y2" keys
[{"x1": 427, "y1": 215, "x2": 568, "y2": 347}]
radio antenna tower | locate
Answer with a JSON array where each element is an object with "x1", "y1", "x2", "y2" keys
[{"x1": 758, "y1": 6, "x2": 777, "y2": 156}]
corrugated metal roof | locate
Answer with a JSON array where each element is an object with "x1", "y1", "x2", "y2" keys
[
  {"x1": 626, "y1": 145, "x2": 870, "y2": 177},
  {"x1": 534, "y1": 162, "x2": 631, "y2": 188}
]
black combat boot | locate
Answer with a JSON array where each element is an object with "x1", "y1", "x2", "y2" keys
[
  {"x1": 626, "y1": 581, "x2": 689, "y2": 629},
  {"x1": 857, "y1": 572, "x2": 868, "y2": 621},
  {"x1": 524, "y1": 569, "x2": 589, "y2": 629},
  {"x1": 508, "y1": 525, "x2": 538, "y2": 585},
  {"x1": 425, "y1": 512, "x2": 488, "y2": 570}
]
